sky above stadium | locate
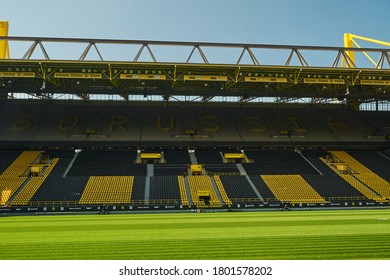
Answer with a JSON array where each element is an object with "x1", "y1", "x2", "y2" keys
[{"x1": 1, "y1": 0, "x2": 389, "y2": 65}]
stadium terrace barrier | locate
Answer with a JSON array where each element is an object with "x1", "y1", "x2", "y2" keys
[{"x1": 1, "y1": 200, "x2": 389, "y2": 214}]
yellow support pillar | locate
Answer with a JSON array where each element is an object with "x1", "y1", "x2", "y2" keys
[
  {"x1": 0, "y1": 21, "x2": 10, "y2": 59},
  {"x1": 342, "y1": 33, "x2": 355, "y2": 68}
]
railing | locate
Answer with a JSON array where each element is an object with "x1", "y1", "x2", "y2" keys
[
  {"x1": 207, "y1": 172, "x2": 241, "y2": 176},
  {"x1": 13, "y1": 196, "x2": 373, "y2": 207},
  {"x1": 130, "y1": 199, "x2": 182, "y2": 205},
  {"x1": 230, "y1": 198, "x2": 270, "y2": 203},
  {"x1": 20, "y1": 201, "x2": 80, "y2": 207},
  {"x1": 328, "y1": 196, "x2": 369, "y2": 201},
  {"x1": 17, "y1": 199, "x2": 184, "y2": 207}
]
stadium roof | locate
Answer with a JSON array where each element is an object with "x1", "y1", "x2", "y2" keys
[{"x1": 0, "y1": 36, "x2": 390, "y2": 104}]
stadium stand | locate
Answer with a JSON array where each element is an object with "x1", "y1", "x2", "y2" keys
[
  {"x1": 261, "y1": 175, "x2": 326, "y2": 204},
  {"x1": 212, "y1": 175, "x2": 232, "y2": 206},
  {"x1": 217, "y1": 175, "x2": 259, "y2": 202},
  {"x1": 186, "y1": 175, "x2": 221, "y2": 207},
  {"x1": 0, "y1": 146, "x2": 389, "y2": 211},
  {"x1": 11, "y1": 157, "x2": 59, "y2": 205},
  {"x1": 130, "y1": 176, "x2": 146, "y2": 203},
  {"x1": 149, "y1": 176, "x2": 182, "y2": 204},
  {"x1": 243, "y1": 150, "x2": 317, "y2": 175},
  {"x1": 248, "y1": 175, "x2": 275, "y2": 201},
  {"x1": 67, "y1": 150, "x2": 146, "y2": 176},
  {"x1": 79, "y1": 176, "x2": 133, "y2": 204},
  {"x1": 329, "y1": 151, "x2": 390, "y2": 200},
  {"x1": 0, "y1": 177, "x2": 26, "y2": 205},
  {"x1": 0, "y1": 151, "x2": 21, "y2": 174},
  {"x1": 320, "y1": 153, "x2": 387, "y2": 202},
  {"x1": 2, "y1": 151, "x2": 42, "y2": 176},
  {"x1": 349, "y1": 151, "x2": 390, "y2": 181},
  {"x1": 0, "y1": 103, "x2": 388, "y2": 211},
  {"x1": 42, "y1": 150, "x2": 74, "y2": 176},
  {"x1": 195, "y1": 149, "x2": 223, "y2": 164},
  {"x1": 301, "y1": 150, "x2": 335, "y2": 175},
  {"x1": 154, "y1": 164, "x2": 187, "y2": 176},
  {"x1": 205, "y1": 164, "x2": 239, "y2": 175},
  {"x1": 162, "y1": 149, "x2": 191, "y2": 164},
  {"x1": 302, "y1": 175, "x2": 367, "y2": 201},
  {"x1": 177, "y1": 176, "x2": 189, "y2": 206},
  {"x1": 30, "y1": 176, "x2": 89, "y2": 204},
  {"x1": 1, "y1": 151, "x2": 42, "y2": 206}
]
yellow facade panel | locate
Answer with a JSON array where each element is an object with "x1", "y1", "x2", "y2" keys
[
  {"x1": 119, "y1": 74, "x2": 166, "y2": 80},
  {"x1": 190, "y1": 164, "x2": 203, "y2": 173},
  {"x1": 224, "y1": 153, "x2": 244, "y2": 159},
  {"x1": 0, "y1": 72, "x2": 36, "y2": 78},
  {"x1": 140, "y1": 153, "x2": 161, "y2": 159},
  {"x1": 336, "y1": 164, "x2": 347, "y2": 172},
  {"x1": 360, "y1": 80, "x2": 390, "y2": 85},
  {"x1": 245, "y1": 77, "x2": 288, "y2": 83},
  {"x1": 197, "y1": 191, "x2": 210, "y2": 196},
  {"x1": 303, "y1": 78, "x2": 345, "y2": 84},
  {"x1": 184, "y1": 75, "x2": 228, "y2": 81},
  {"x1": 54, "y1": 73, "x2": 102, "y2": 79}
]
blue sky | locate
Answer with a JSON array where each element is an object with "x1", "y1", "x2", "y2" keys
[{"x1": 1, "y1": 0, "x2": 390, "y2": 65}]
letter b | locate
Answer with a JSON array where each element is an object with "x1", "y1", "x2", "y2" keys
[{"x1": 9, "y1": 114, "x2": 33, "y2": 131}]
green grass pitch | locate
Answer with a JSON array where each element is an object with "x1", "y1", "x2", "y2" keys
[{"x1": 1, "y1": 209, "x2": 390, "y2": 260}]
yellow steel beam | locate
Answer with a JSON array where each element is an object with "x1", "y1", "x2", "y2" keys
[
  {"x1": 0, "y1": 21, "x2": 10, "y2": 59},
  {"x1": 351, "y1": 39, "x2": 378, "y2": 67},
  {"x1": 347, "y1": 33, "x2": 390, "y2": 47},
  {"x1": 342, "y1": 33, "x2": 390, "y2": 68}
]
